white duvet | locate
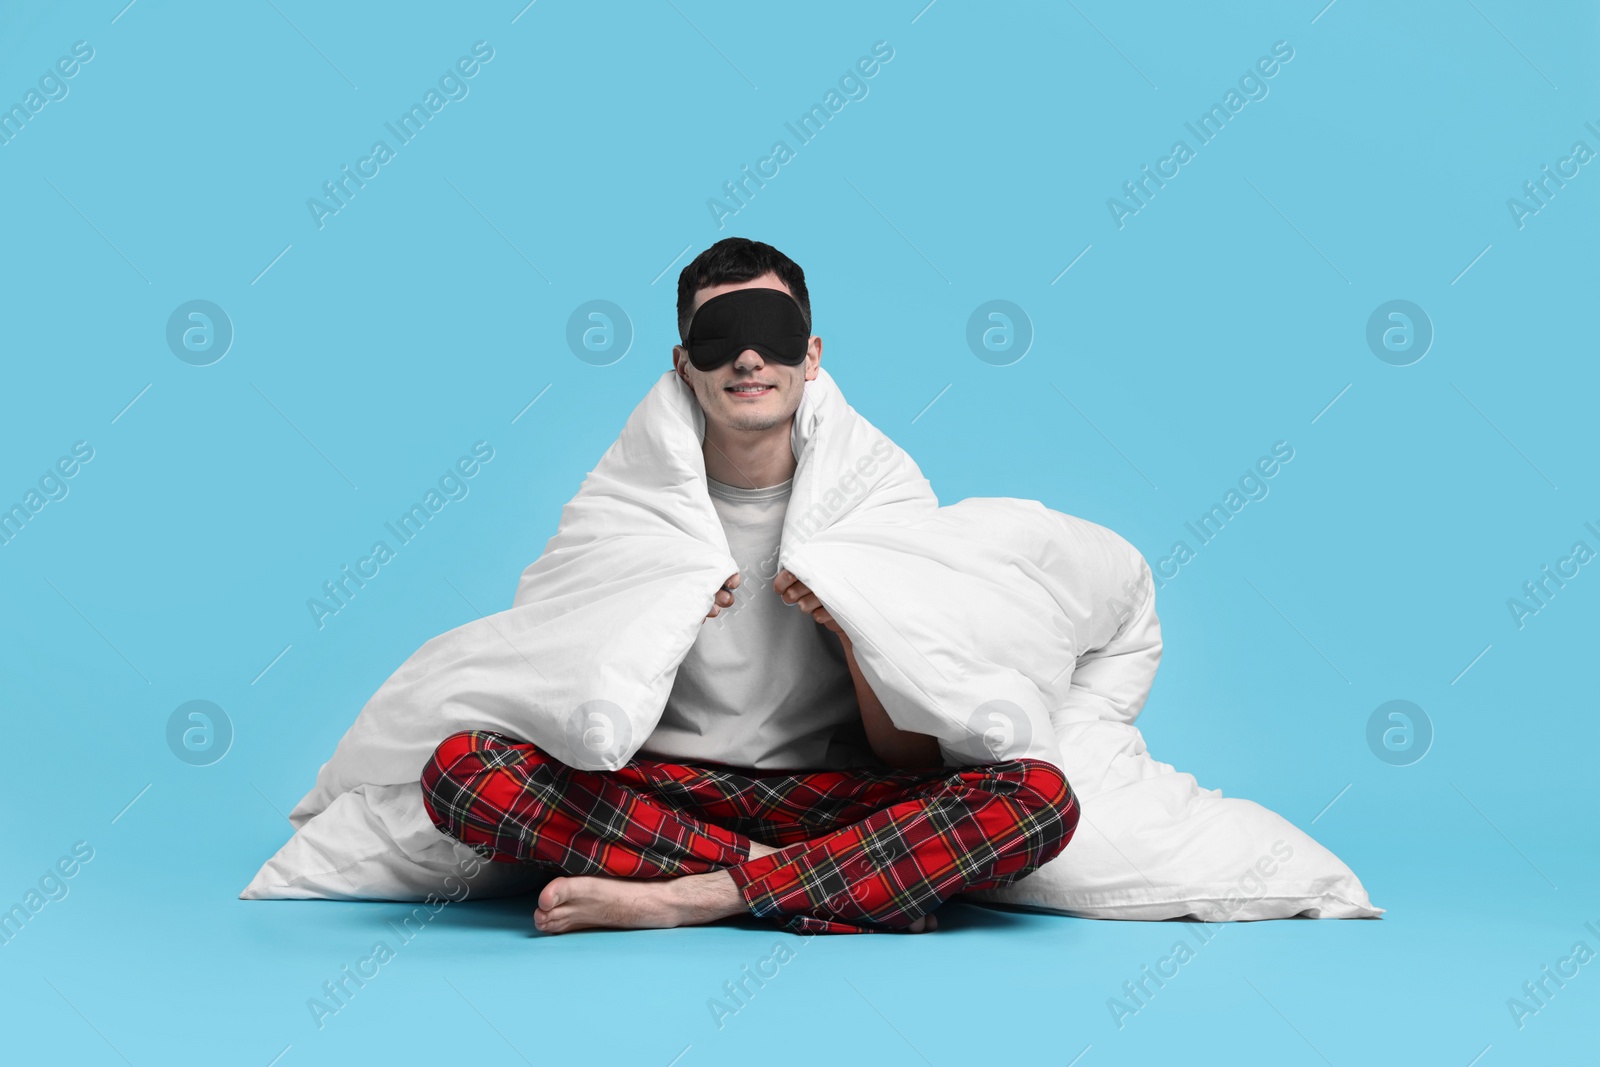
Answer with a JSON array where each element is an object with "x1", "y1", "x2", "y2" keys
[{"x1": 244, "y1": 367, "x2": 1381, "y2": 922}]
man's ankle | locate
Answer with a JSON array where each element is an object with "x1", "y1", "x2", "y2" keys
[{"x1": 672, "y1": 869, "x2": 748, "y2": 924}]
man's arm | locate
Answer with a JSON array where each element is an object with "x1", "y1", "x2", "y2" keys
[
  {"x1": 838, "y1": 634, "x2": 943, "y2": 769},
  {"x1": 774, "y1": 569, "x2": 943, "y2": 770}
]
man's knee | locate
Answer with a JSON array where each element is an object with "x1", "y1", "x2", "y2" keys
[
  {"x1": 426, "y1": 730, "x2": 483, "y2": 778},
  {"x1": 1007, "y1": 758, "x2": 1080, "y2": 860},
  {"x1": 421, "y1": 731, "x2": 479, "y2": 835},
  {"x1": 420, "y1": 730, "x2": 549, "y2": 835}
]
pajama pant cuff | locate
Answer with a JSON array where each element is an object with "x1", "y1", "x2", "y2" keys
[{"x1": 727, "y1": 842, "x2": 908, "y2": 935}]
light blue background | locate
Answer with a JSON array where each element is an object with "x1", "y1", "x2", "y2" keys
[{"x1": 1, "y1": 1, "x2": 1595, "y2": 1063}]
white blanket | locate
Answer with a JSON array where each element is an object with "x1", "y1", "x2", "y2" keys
[{"x1": 245, "y1": 367, "x2": 1381, "y2": 922}]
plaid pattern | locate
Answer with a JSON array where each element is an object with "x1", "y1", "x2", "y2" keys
[{"x1": 422, "y1": 730, "x2": 1078, "y2": 934}]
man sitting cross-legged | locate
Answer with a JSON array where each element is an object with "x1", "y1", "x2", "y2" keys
[{"x1": 420, "y1": 238, "x2": 1079, "y2": 935}]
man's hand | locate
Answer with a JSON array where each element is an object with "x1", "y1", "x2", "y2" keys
[
  {"x1": 705, "y1": 571, "x2": 740, "y2": 621},
  {"x1": 773, "y1": 569, "x2": 847, "y2": 642}
]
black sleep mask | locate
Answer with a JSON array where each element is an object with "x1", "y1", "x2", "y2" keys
[{"x1": 684, "y1": 287, "x2": 810, "y2": 371}]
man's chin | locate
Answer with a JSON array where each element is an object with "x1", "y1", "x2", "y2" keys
[{"x1": 725, "y1": 411, "x2": 790, "y2": 432}]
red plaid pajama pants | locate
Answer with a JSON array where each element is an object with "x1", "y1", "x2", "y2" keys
[{"x1": 420, "y1": 730, "x2": 1079, "y2": 934}]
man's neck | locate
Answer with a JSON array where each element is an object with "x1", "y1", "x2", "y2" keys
[{"x1": 703, "y1": 424, "x2": 796, "y2": 489}]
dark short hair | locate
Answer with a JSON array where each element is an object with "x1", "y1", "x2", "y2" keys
[{"x1": 676, "y1": 237, "x2": 812, "y2": 344}]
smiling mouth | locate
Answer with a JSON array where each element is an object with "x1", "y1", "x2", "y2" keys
[{"x1": 726, "y1": 383, "x2": 775, "y2": 397}]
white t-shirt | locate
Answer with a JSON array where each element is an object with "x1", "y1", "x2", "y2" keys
[{"x1": 639, "y1": 475, "x2": 875, "y2": 770}]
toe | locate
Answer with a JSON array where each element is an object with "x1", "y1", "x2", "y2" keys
[{"x1": 538, "y1": 878, "x2": 568, "y2": 912}]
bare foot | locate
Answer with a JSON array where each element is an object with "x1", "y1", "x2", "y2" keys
[{"x1": 534, "y1": 870, "x2": 747, "y2": 934}]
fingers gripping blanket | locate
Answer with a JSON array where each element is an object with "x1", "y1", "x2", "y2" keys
[{"x1": 244, "y1": 367, "x2": 1382, "y2": 922}]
